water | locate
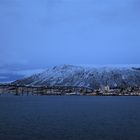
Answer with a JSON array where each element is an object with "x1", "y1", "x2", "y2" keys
[{"x1": 0, "y1": 95, "x2": 140, "y2": 140}]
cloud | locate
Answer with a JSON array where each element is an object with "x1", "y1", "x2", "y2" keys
[
  {"x1": 0, "y1": 66, "x2": 44, "y2": 82},
  {"x1": 0, "y1": 0, "x2": 140, "y2": 82}
]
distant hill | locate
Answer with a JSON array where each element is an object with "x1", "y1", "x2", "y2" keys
[{"x1": 13, "y1": 65, "x2": 140, "y2": 89}]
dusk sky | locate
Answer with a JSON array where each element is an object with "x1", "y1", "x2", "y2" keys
[{"x1": 0, "y1": 0, "x2": 140, "y2": 82}]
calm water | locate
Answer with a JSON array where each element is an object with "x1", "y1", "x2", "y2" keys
[{"x1": 0, "y1": 95, "x2": 140, "y2": 140}]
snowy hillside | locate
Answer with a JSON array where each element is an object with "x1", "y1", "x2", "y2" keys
[{"x1": 13, "y1": 65, "x2": 140, "y2": 89}]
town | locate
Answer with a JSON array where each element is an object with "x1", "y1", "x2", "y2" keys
[{"x1": 0, "y1": 84, "x2": 140, "y2": 96}]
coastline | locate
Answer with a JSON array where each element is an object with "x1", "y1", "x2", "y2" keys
[{"x1": 0, "y1": 84, "x2": 140, "y2": 96}]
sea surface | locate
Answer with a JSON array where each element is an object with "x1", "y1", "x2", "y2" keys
[{"x1": 0, "y1": 94, "x2": 140, "y2": 140}]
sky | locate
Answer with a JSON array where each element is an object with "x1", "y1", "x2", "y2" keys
[{"x1": 0, "y1": 0, "x2": 140, "y2": 82}]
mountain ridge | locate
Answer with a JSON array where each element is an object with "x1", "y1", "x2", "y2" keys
[{"x1": 13, "y1": 65, "x2": 140, "y2": 89}]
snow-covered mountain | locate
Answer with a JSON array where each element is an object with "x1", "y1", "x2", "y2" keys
[{"x1": 13, "y1": 65, "x2": 140, "y2": 89}]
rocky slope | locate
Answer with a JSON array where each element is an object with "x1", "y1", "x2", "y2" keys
[{"x1": 13, "y1": 65, "x2": 140, "y2": 89}]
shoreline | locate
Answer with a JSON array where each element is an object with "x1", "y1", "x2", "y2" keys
[
  {"x1": 0, "y1": 93, "x2": 140, "y2": 97},
  {"x1": 0, "y1": 84, "x2": 140, "y2": 96}
]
